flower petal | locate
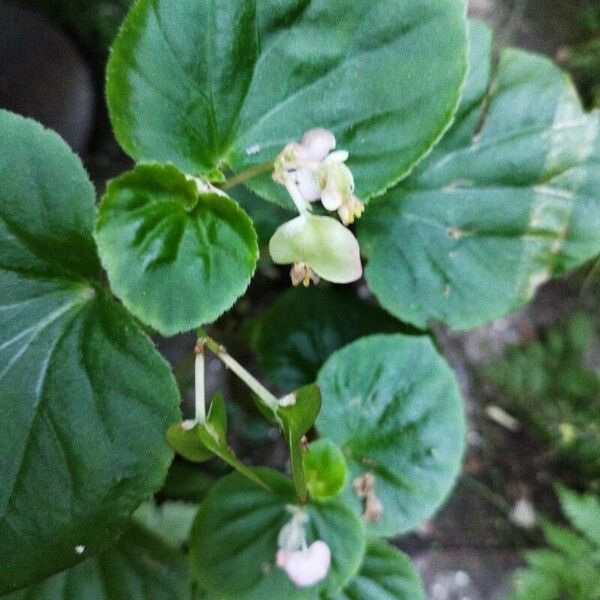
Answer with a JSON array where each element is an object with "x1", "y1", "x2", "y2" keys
[
  {"x1": 269, "y1": 215, "x2": 362, "y2": 284},
  {"x1": 297, "y1": 128, "x2": 336, "y2": 162},
  {"x1": 321, "y1": 175, "x2": 344, "y2": 211},
  {"x1": 294, "y1": 167, "x2": 322, "y2": 202},
  {"x1": 278, "y1": 541, "x2": 332, "y2": 587}
]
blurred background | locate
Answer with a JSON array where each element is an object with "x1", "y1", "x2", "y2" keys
[{"x1": 1, "y1": 1, "x2": 599, "y2": 598}]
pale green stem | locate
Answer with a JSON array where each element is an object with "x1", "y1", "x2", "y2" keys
[
  {"x1": 200, "y1": 334, "x2": 280, "y2": 413},
  {"x1": 194, "y1": 347, "x2": 206, "y2": 423},
  {"x1": 219, "y1": 161, "x2": 274, "y2": 190}
]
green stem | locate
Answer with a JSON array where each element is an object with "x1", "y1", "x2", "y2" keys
[
  {"x1": 219, "y1": 161, "x2": 274, "y2": 190},
  {"x1": 199, "y1": 332, "x2": 280, "y2": 413}
]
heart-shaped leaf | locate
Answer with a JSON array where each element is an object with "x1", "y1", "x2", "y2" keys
[
  {"x1": 251, "y1": 287, "x2": 404, "y2": 391},
  {"x1": 190, "y1": 469, "x2": 365, "y2": 600},
  {"x1": 0, "y1": 110, "x2": 181, "y2": 592},
  {"x1": 3, "y1": 522, "x2": 192, "y2": 600},
  {"x1": 336, "y1": 538, "x2": 425, "y2": 600},
  {"x1": 107, "y1": 0, "x2": 468, "y2": 207},
  {"x1": 359, "y1": 21, "x2": 600, "y2": 330},
  {"x1": 95, "y1": 164, "x2": 258, "y2": 335},
  {"x1": 316, "y1": 334, "x2": 465, "y2": 536},
  {"x1": 278, "y1": 384, "x2": 322, "y2": 500}
]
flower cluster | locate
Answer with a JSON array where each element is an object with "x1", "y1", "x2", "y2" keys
[
  {"x1": 269, "y1": 129, "x2": 364, "y2": 287},
  {"x1": 276, "y1": 506, "x2": 332, "y2": 587}
]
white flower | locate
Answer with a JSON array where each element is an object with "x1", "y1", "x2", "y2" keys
[
  {"x1": 269, "y1": 214, "x2": 362, "y2": 285},
  {"x1": 273, "y1": 128, "x2": 364, "y2": 224},
  {"x1": 276, "y1": 541, "x2": 332, "y2": 587},
  {"x1": 276, "y1": 507, "x2": 332, "y2": 588}
]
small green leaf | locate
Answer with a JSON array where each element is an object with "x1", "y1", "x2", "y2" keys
[
  {"x1": 196, "y1": 395, "x2": 272, "y2": 491},
  {"x1": 251, "y1": 287, "x2": 404, "y2": 391},
  {"x1": 278, "y1": 384, "x2": 322, "y2": 500},
  {"x1": 107, "y1": 0, "x2": 468, "y2": 207},
  {"x1": 317, "y1": 334, "x2": 465, "y2": 536},
  {"x1": 0, "y1": 110, "x2": 181, "y2": 593},
  {"x1": 133, "y1": 500, "x2": 198, "y2": 550},
  {"x1": 190, "y1": 469, "x2": 366, "y2": 600},
  {"x1": 337, "y1": 538, "x2": 425, "y2": 600},
  {"x1": 359, "y1": 21, "x2": 600, "y2": 330},
  {"x1": 169, "y1": 395, "x2": 270, "y2": 491},
  {"x1": 304, "y1": 439, "x2": 347, "y2": 501},
  {"x1": 556, "y1": 486, "x2": 600, "y2": 547},
  {"x1": 167, "y1": 422, "x2": 214, "y2": 463},
  {"x1": 3, "y1": 523, "x2": 192, "y2": 600},
  {"x1": 95, "y1": 164, "x2": 258, "y2": 336}
]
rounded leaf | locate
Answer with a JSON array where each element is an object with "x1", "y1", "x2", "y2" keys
[
  {"x1": 304, "y1": 439, "x2": 347, "y2": 501},
  {"x1": 190, "y1": 469, "x2": 365, "y2": 599},
  {"x1": 317, "y1": 334, "x2": 465, "y2": 536},
  {"x1": 359, "y1": 22, "x2": 600, "y2": 330},
  {"x1": 0, "y1": 110, "x2": 181, "y2": 592},
  {"x1": 95, "y1": 164, "x2": 258, "y2": 335},
  {"x1": 107, "y1": 0, "x2": 468, "y2": 206},
  {"x1": 337, "y1": 538, "x2": 425, "y2": 600}
]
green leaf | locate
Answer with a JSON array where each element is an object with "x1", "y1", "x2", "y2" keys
[
  {"x1": 95, "y1": 164, "x2": 258, "y2": 336},
  {"x1": 3, "y1": 523, "x2": 192, "y2": 600},
  {"x1": 167, "y1": 394, "x2": 272, "y2": 491},
  {"x1": 190, "y1": 469, "x2": 366, "y2": 600},
  {"x1": 0, "y1": 110, "x2": 181, "y2": 592},
  {"x1": 336, "y1": 538, "x2": 425, "y2": 600},
  {"x1": 107, "y1": 0, "x2": 468, "y2": 206},
  {"x1": 359, "y1": 21, "x2": 600, "y2": 330},
  {"x1": 316, "y1": 334, "x2": 465, "y2": 536},
  {"x1": 277, "y1": 384, "x2": 322, "y2": 500},
  {"x1": 167, "y1": 422, "x2": 215, "y2": 463},
  {"x1": 303, "y1": 439, "x2": 347, "y2": 502},
  {"x1": 196, "y1": 395, "x2": 272, "y2": 491},
  {"x1": 251, "y1": 287, "x2": 404, "y2": 391},
  {"x1": 133, "y1": 500, "x2": 198, "y2": 550},
  {"x1": 557, "y1": 486, "x2": 600, "y2": 547}
]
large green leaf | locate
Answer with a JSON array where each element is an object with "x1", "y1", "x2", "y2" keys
[
  {"x1": 0, "y1": 110, "x2": 181, "y2": 592},
  {"x1": 107, "y1": 0, "x2": 468, "y2": 207},
  {"x1": 359, "y1": 21, "x2": 600, "y2": 330},
  {"x1": 251, "y1": 287, "x2": 403, "y2": 391},
  {"x1": 336, "y1": 538, "x2": 425, "y2": 600},
  {"x1": 190, "y1": 469, "x2": 365, "y2": 600},
  {"x1": 316, "y1": 334, "x2": 465, "y2": 536},
  {"x1": 3, "y1": 523, "x2": 192, "y2": 600},
  {"x1": 95, "y1": 164, "x2": 258, "y2": 335}
]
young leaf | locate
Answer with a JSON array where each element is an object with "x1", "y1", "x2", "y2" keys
[
  {"x1": 359, "y1": 21, "x2": 600, "y2": 330},
  {"x1": 0, "y1": 110, "x2": 181, "y2": 593},
  {"x1": 107, "y1": 0, "x2": 468, "y2": 207},
  {"x1": 168, "y1": 395, "x2": 271, "y2": 491},
  {"x1": 556, "y1": 486, "x2": 600, "y2": 547},
  {"x1": 337, "y1": 538, "x2": 425, "y2": 600},
  {"x1": 95, "y1": 164, "x2": 258, "y2": 336},
  {"x1": 190, "y1": 469, "x2": 366, "y2": 600},
  {"x1": 3, "y1": 523, "x2": 192, "y2": 600},
  {"x1": 303, "y1": 439, "x2": 347, "y2": 502},
  {"x1": 196, "y1": 395, "x2": 272, "y2": 491},
  {"x1": 133, "y1": 500, "x2": 198, "y2": 550},
  {"x1": 251, "y1": 287, "x2": 405, "y2": 391},
  {"x1": 278, "y1": 384, "x2": 322, "y2": 500},
  {"x1": 316, "y1": 334, "x2": 465, "y2": 536}
]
